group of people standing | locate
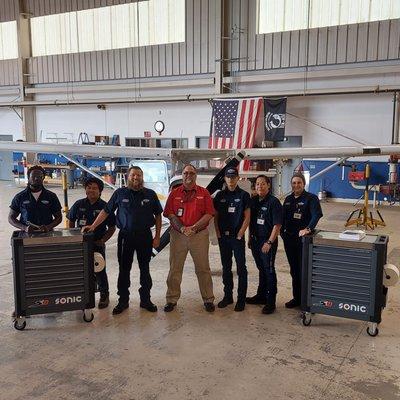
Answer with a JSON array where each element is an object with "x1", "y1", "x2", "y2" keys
[{"x1": 9, "y1": 163, "x2": 322, "y2": 316}]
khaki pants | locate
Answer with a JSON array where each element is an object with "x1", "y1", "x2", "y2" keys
[{"x1": 166, "y1": 228, "x2": 214, "y2": 304}]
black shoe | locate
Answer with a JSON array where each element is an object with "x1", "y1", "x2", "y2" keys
[
  {"x1": 234, "y1": 301, "x2": 245, "y2": 312},
  {"x1": 98, "y1": 293, "x2": 109, "y2": 309},
  {"x1": 245, "y1": 295, "x2": 268, "y2": 305},
  {"x1": 164, "y1": 303, "x2": 176, "y2": 312},
  {"x1": 140, "y1": 301, "x2": 158, "y2": 312},
  {"x1": 204, "y1": 302, "x2": 215, "y2": 312},
  {"x1": 285, "y1": 299, "x2": 301, "y2": 309},
  {"x1": 262, "y1": 304, "x2": 276, "y2": 314},
  {"x1": 217, "y1": 297, "x2": 233, "y2": 308},
  {"x1": 112, "y1": 302, "x2": 129, "y2": 315}
]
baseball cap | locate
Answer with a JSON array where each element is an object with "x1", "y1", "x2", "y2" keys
[{"x1": 225, "y1": 168, "x2": 239, "y2": 177}]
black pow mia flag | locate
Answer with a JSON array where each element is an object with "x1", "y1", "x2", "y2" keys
[{"x1": 264, "y1": 98, "x2": 287, "y2": 142}]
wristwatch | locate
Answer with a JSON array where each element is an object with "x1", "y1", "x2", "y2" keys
[{"x1": 267, "y1": 240, "x2": 273, "y2": 245}]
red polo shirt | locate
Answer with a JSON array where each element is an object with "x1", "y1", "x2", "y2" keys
[{"x1": 163, "y1": 184, "x2": 215, "y2": 227}]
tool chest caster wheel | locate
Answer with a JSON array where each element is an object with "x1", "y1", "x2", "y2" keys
[
  {"x1": 83, "y1": 310, "x2": 94, "y2": 323},
  {"x1": 302, "y1": 314, "x2": 312, "y2": 326},
  {"x1": 367, "y1": 324, "x2": 379, "y2": 337},
  {"x1": 13, "y1": 319, "x2": 26, "y2": 331}
]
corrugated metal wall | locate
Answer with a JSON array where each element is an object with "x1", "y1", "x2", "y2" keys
[
  {"x1": 23, "y1": 0, "x2": 144, "y2": 17},
  {"x1": 1, "y1": 0, "x2": 400, "y2": 87},
  {"x1": 0, "y1": 0, "x2": 17, "y2": 23},
  {"x1": 26, "y1": 0, "x2": 216, "y2": 84},
  {"x1": 230, "y1": 0, "x2": 400, "y2": 72},
  {"x1": 0, "y1": 59, "x2": 19, "y2": 86}
]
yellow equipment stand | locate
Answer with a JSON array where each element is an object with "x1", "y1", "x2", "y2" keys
[{"x1": 345, "y1": 164, "x2": 386, "y2": 230}]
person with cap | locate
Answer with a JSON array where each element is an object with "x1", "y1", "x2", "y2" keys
[
  {"x1": 8, "y1": 165, "x2": 62, "y2": 234},
  {"x1": 82, "y1": 166, "x2": 162, "y2": 315},
  {"x1": 163, "y1": 164, "x2": 215, "y2": 313},
  {"x1": 247, "y1": 175, "x2": 282, "y2": 314},
  {"x1": 213, "y1": 167, "x2": 251, "y2": 312},
  {"x1": 67, "y1": 177, "x2": 116, "y2": 309},
  {"x1": 282, "y1": 172, "x2": 323, "y2": 309}
]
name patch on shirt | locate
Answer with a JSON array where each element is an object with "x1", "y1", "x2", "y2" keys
[
  {"x1": 234, "y1": 198, "x2": 241, "y2": 203},
  {"x1": 22, "y1": 200, "x2": 30, "y2": 205},
  {"x1": 141, "y1": 199, "x2": 150, "y2": 206},
  {"x1": 41, "y1": 200, "x2": 49, "y2": 204},
  {"x1": 79, "y1": 208, "x2": 86, "y2": 212},
  {"x1": 122, "y1": 199, "x2": 129, "y2": 203}
]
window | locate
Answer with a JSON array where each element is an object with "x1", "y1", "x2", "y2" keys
[
  {"x1": 0, "y1": 21, "x2": 18, "y2": 60},
  {"x1": 195, "y1": 137, "x2": 210, "y2": 149},
  {"x1": 258, "y1": 0, "x2": 400, "y2": 34},
  {"x1": 31, "y1": 0, "x2": 185, "y2": 57}
]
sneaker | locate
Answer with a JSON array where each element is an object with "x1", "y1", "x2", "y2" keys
[
  {"x1": 262, "y1": 304, "x2": 276, "y2": 314},
  {"x1": 98, "y1": 293, "x2": 109, "y2": 309},
  {"x1": 234, "y1": 301, "x2": 245, "y2": 312},
  {"x1": 217, "y1": 297, "x2": 233, "y2": 308},
  {"x1": 112, "y1": 302, "x2": 129, "y2": 315},
  {"x1": 140, "y1": 301, "x2": 158, "y2": 312},
  {"x1": 245, "y1": 295, "x2": 268, "y2": 305},
  {"x1": 204, "y1": 302, "x2": 215, "y2": 312},
  {"x1": 163, "y1": 303, "x2": 176, "y2": 312},
  {"x1": 285, "y1": 299, "x2": 301, "y2": 309}
]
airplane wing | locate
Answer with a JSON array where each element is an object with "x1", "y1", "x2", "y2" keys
[{"x1": 1, "y1": 141, "x2": 400, "y2": 160}]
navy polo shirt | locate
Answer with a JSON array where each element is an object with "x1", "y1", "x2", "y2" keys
[
  {"x1": 10, "y1": 187, "x2": 62, "y2": 227},
  {"x1": 249, "y1": 193, "x2": 283, "y2": 239},
  {"x1": 282, "y1": 191, "x2": 323, "y2": 235},
  {"x1": 67, "y1": 197, "x2": 116, "y2": 241},
  {"x1": 213, "y1": 187, "x2": 251, "y2": 236},
  {"x1": 104, "y1": 187, "x2": 163, "y2": 232}
]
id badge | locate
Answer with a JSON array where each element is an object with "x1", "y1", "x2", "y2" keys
[
  {"x1": 177, "y1": 208, "x2": 184, "y2": 217},
  {"x1": 228, "y1": 206, "x2": 235, "y2": 213},
  {"x1": 79, "y1": 219, "x2": 87, "y2": 227},
  {"x1": 293, "y1": 212, "x2": 302, "y2": 219},
  {"x1": 257, "y1": 218, "x2": 265, "y2": 225}
]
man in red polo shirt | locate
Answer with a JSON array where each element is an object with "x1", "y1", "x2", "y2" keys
[{"x1": 163, "y1": 164, "x2": 216, "y2": 312}]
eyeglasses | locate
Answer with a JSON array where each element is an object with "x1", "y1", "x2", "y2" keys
[{"x1": 183, "y1": 172, "x2": 196, "y2": 176}]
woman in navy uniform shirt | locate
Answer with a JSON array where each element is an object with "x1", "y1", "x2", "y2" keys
[
  {"x1": 247, "y1": 175, "x2": 282, "y2": 315},
  {"x1": 67, "y1": 177, "x2": 116, "y2": 309},
  {"x1": 282, "y1": 173, "x2": 323, "y2": 309}
]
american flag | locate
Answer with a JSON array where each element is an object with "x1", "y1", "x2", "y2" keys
[{"x1": 209, "y1": 98, "x2": 263, "y2": 150}]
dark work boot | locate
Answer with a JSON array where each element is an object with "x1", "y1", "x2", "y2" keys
[
  {"x1": 245, "y1": 294, "x2": 268, "y2": 305},
  {"x1": 98, "y1": 292, "x2": 109, "y2": 309},
  {"x1": 217, "y1": 296, "x2": 234, "y2": 308}
]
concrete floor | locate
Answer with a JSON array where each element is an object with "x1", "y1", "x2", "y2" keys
[{"x1": 0, "y1": 181, "x2": 399, "y2": 400}]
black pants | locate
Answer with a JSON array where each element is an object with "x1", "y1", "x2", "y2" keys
[
  {"x1": 251, "y1": 237, "x2": 278, "y2": 305},
  {"x1": 94, "y1": 245, "x2": 109, "y2": 295},
  {"x1": 283, "y1": 234, "x2": 303, "y2": 303},
  {"x1": 218, "y1": 236, "x2": 248, "y2": 302},
  {"x1": 117, "y1": 230, "x2": 153, "y2": 304}
]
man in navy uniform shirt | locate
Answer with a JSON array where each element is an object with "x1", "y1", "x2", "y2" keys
[
  {"x1": 282, "y1": 172, "x2": 323, "y2": 309},
  {"x1": 213, "y1": 168, "x2": 250, "y2": 312},
  {"x1": 8, "y1": 165, "x2": 62, "y2": 233},
  {"x1": 67, "y1": 177, "x2": 116, "y2": 309},
  {"x1": 247, "y1": 175, "x2": 282, "y2": 314},
  {"x1": 83, "y1": 166, "x2": 162, "y2": 315}
]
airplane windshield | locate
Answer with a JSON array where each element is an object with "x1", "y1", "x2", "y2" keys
[{"x1": 132, "y1": 161, "x2": 168, "y2": 184}]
